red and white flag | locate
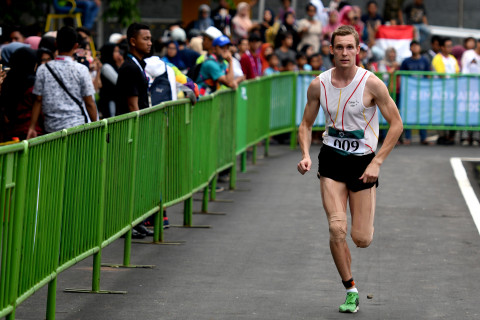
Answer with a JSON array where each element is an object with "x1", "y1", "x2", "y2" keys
[{"x1": 375, "y1": 25, "x2": 415, "y2": 63}]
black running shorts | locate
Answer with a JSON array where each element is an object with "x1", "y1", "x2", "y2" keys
[{"x1": 317, "y1": 145, "x2": 379, "y2": 192}]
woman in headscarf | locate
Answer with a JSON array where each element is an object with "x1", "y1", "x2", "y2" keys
[
  {"x1": 259, "y1": 43, "x2": 274, "y2": 73},
  {"x1": 37, "y1": 47, "x2": 54, "y2": 65},
  {"x1": 231, "y1": 2, "x2": 254, "y2": 44},
  {"x1": 193, "y1": 4, "x2": 214, "y2": 32},
  {"x1": 297, "y1": 3, "x2": 323, "y2": 53},
  {"x1": 274, "y1": 11, "x2": 300, "y2": 51},
  {"x1": 38, "y1": 36, "x2": 57, "y2": 55},
  {"x1": 0, "y1": 42, "x2": 30, "y2": 66},
  {"x1": 339, "y1": 5, "x2": 353, "y2": 26},
  {"x1": 339, "y1": 5, "x2": 364, "y2": 39},
  {"x1": 377, "y1": 47, "x2": 400, "y2": 93},
  {"x1": 161, "y1": 41, "x2": 187, "y2": 72},
  {"x1": 259, "y1": 8, "x2": 275, "y2": 43},
  {"x1": 322, "y1": 10, "x2": 340, "y2": 41},
  {"x1": 98, "y1": 42, "x2": 123, "y2": 118},
  {"x1": 0, "y1": 47, "x2": 42, "y2": 140}
]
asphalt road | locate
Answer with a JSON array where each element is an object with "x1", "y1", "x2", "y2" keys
[{"x1": 14, "y1": 143, "x2": 480, "y2": 320}]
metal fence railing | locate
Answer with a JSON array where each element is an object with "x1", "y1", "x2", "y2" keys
[{"x1": 1, "y1": 70, "x2": 479, "y2": 320}]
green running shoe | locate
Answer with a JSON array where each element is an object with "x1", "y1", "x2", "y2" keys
[{"x1": 339, "y1": 292, "x2": 359, "y2": 313}]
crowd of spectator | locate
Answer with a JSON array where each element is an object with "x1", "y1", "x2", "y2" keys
[{"x1": 0, "y1": 0, "x2": 479, "y2": 150}]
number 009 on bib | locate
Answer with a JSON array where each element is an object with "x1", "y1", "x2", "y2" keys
[{"x1": 324, "y1": 127, "x2": 367, "y2": 155}]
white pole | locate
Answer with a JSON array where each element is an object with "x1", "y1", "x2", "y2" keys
[
  {"x1": 458, "y1": 0, "x2": 464, "y2": 28},
  {"x1": 257, "y1": 0, "x2": 266, "y2": 22}
]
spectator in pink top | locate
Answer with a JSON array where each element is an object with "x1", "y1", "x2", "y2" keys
[
  {"x1": 232, "y1": 2, "x2": 254, "y2": 44},
  {"x1": 323, "y1": 10, "x2": 340, "y2": 41},
  {"x1": 24, "y1": 36, "x2": 41, "y2": 50},
  {"x1": 339, "y1": 6, "x2": 364, "y2": 40}
]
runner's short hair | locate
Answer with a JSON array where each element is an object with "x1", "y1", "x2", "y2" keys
[{"x1": 331, "y1": 25, "x2": 359, "y2": 47}]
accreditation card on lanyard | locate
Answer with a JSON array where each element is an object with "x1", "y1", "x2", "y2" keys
[
  {"x1": 128, "y1": 54, "x2": 149, "y2": 82},
  {"x1": 128, "y1": 54, "x2": 151, "y2": 106}
]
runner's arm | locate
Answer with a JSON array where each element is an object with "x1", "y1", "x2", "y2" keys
[
  {"x1": 360, "y1": 75, "x2": 403, "y2": 183},
  {"x1": 297, "y1": 77, "x2": 321, "y2": 175}
]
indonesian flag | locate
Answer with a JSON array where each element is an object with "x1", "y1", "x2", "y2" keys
[{"x1": 375, "y1": 25, "x2": 415, "y2": 63}]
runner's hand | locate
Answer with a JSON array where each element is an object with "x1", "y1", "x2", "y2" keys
[
  {"x1": 359, "y1": 161, "x2": 380, "y2": 183},
  {"x1": 297, "y1": 158, "x2": 311, "y2": 175}
]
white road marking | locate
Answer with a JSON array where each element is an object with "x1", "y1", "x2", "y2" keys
[{"x1": 450, "y1": 157, "x2": 480, "y2": 235}]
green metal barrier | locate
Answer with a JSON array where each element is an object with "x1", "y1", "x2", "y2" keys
[
  {"x1": 235, "y1": 77, "x2": 272, "y2": 155},
  {"x1": 17, "y1": 132, "x2": 66, "y2": 318},
  {"x1": 59, "y1": 122, "x2": 107, "y2": 268},
  {"x1": 215, "y1": 90, "x2": 236, "y2": 173},
  {"x1": 161, "y1": 100, "x2": 195, "y2": 227},
  {"x1": 0, "y1": 142, "x2": 28, "y2": 320},
  {"x1": 214, "y1": 89, "x2": 237, "y2": 191},
  {"x1": 269, "y1": 73, "x2": 296, "y2": 135},
  {"x1": 2, "y1": 70, "x2": 480, "y2": 320},
  {"x1": 245, "y1": 78, "x2": 270, "y2": 149},
  {"x1": 132, "y1": 106, "x2": 166, "y2": 242},
  {"x1": 192, "y1": 95, "x2": 216, "y2": 193},
  {"x1": 235, "y1": 72, "x2": 299, "y2": 166},
  {"x1": 104, "y1": 113, "x2": 138, "y2": 245},
  {"x1": 104, "y1": 113, "x2": 138, "y2": 242}
]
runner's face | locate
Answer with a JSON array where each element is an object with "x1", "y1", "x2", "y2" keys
[{"x1": 331, "y1": 35, "x2": 359, "y2": 68}]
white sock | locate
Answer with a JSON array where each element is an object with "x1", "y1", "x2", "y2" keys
[{"x1": 346, "y1": 287, "x2": 358, "y2": 293}]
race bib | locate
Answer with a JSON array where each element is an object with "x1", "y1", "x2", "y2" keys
[{"x1": 325, "y1": 127, "x2": 366, "y2": 155}]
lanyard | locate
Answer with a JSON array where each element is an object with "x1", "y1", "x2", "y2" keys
[{"x1": 128, "y1": 54, "x2": 148, "y2": 82}]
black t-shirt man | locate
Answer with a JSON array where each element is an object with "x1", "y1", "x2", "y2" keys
[
  {"x1": 116, "y1": 55, "x2": 149, "y2": 115},
  {"x1": 115, "y1": 22, "x2": 152, "y2": 116}
]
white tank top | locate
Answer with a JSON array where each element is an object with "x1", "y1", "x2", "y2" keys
[{"x1": 318, "y1": 67, "x2": 379, "y2": 155}]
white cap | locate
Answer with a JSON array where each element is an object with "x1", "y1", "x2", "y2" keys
[
  {"x1": 109, "y1": 33, "x2": 123, "y2": 43},
  {"x1": 203, "y1": 26, "x2": 222, "y2": 40},
  {"x1": 44, "y1": 31, "x2": 57, "y2": 38},
  {"x1": 170, "y1": 28, "x2": 186, "y2": 42}
]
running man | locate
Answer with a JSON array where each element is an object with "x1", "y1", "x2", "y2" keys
[{"x1": 297, "y1": 25, "x2": 403, "y2": 313}]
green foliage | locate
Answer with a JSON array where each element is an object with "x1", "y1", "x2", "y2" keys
[
  {"x1": 103, "y1": 0, "x2": 141, "y2": 28},
  {"x1": 0, "y1": 0, "x2": 50, "y2": 25},
  {"x1": 212, "y1": 0, "x2": 236, "y2": 9}
]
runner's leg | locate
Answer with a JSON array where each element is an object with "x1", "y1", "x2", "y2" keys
[
  {"x1": 349, "y1": 186, "x2": 376, "y2": 248},
  {"x1": 320, "y1": 177, "x2": 352, "y2": 281}
]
